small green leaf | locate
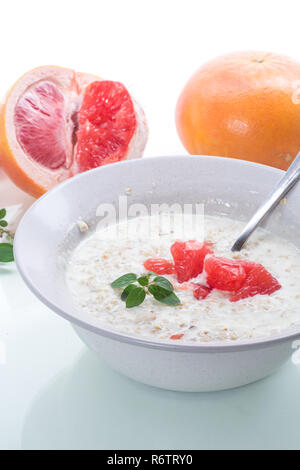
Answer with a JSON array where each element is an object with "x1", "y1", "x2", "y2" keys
[
  {"x1": 153, "y1": 276, "x2": 173, "y2": 292},
  {"x1": 148, "y1": 284, "x2": 170, "y2": 299},
  {"x1": 111, "y1": 273, "x2": 137, "y2": 288},
  {"x1": 0, "y1": 243, "x2": 14, "y2": 262},
  {"x1": 158, "y1": 292, "x2": 181, "y2": 306},
  {"x1": 0, "y1": 220, "x2": 8, "y2": 228},
  {"x1": 0, "y1": 209, "x2": 6, "y2": 220},
  {"x1": 148, "y1": 284, "x2": 180, "y2": 306},
  {"x1": 121, "y1": 284, "x2": 137, "y2": 301},
  {"x1": 138, "y1": 276, "x2": 149, "y2": 286},
  {"x1": 126, "y1": 286, "x2": 146, "y2": 308}
]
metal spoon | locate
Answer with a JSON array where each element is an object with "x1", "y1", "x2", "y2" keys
[{"x1": 231, "y1": 152, "x2": 300, "y2": 252}]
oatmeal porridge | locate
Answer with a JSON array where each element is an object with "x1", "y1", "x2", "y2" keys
[{"x1": 66, "y1": 214, "x2": 300, "y2": 343}]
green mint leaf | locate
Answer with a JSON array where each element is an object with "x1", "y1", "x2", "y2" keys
[
  {"x1": 138, "y1": 276, "x2": 149, "y2": 286},
  {"x1": 148, "y1": 284, "x2": 180, "y2": 306},
  {"x1": 148, "y1": 284, "x2": 169, "y2": 298},
  {"x1": 153, "y1": 276, "x2": 173, "y2": 292},
  {"x1": 0, "y1": 243, "x2": 14, "y2": 262},
  {"x1": 158, "y1": 292, "x2": 181, "y2": 306},
  {"x1": 0, "y1": 209, "x2": 6, "y2": 220},
  {"x1": 121, "y1": 284, "x2": 137, "y2": 301},
  {"x1": 112, "y1": 271, "x2": 180, "y2": 308},
  {"x1": 111, "y1": 273, "x2": 137, "y2": 288},
  {"x1": 126, "y1": 286, "x2": 146, "y2": 308},
  {"x1": 0, "y1": 220, "x2": 8, "y2": 228}
]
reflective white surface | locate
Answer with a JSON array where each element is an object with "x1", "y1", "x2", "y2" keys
[{"x1": 1, "y1": 264, "x2": 300, "y2": 449}]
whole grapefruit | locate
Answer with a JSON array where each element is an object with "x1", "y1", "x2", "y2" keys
[{"x1": 176, "y1": 51, "x2": 300, "y2": 170}]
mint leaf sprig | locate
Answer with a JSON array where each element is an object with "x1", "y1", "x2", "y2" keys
[
  {"x1": 111, "y1": 272, "x2": 181, "y2": 308},
  {"x1": 0, "y1": 209, "x2": 14, "y2": 263}
]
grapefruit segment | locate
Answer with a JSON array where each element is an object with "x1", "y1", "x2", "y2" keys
[
  {"x1": 230, "y1": 263, "x2": 281, "y2": 302},
  {"x1": 204, "y1": 255, "x2": 247, "y2": 291},
  {"x1": 77, "y1": 81, "x2": 137, "y2": 170},
  {"x1": 0, "y1": 66, "x2": 148, "y2": 197},
  {"x1": 193, "y1": 284, "x2": 212, "y2": 300},
  {"x1": 14, "y1": 81, "x2": 67, "y2": 170},
  {"x1": 171, "y1": 240, "x2": 213, "y2": 283},
  {"x1": 144, "y1": 258, "x2": 175, "y2": 275}
]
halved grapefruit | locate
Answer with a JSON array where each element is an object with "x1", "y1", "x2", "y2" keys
[{"x1": 0, "y1": 66, "x2": 148, "y2": 197}]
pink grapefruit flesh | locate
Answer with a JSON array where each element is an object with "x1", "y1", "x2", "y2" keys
[
  {"x1": 14, "y1": 81, "x2": 67, "y2": 170},
  {"x1": 77, "y1": 81, "x2": 137, "y2": 170}
]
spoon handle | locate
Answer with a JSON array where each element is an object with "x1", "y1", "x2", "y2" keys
[{"x1": 231, "y1": 152, "x2": 300, "y2": 252}]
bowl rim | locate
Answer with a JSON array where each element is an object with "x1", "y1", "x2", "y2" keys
[{"x1": 14, "y1": 155, "x2": 300, "y2": 353}]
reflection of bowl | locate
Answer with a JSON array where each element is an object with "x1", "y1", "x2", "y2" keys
[{"x1": 14, "y1": 156, "x2": 300, "y2": 392}]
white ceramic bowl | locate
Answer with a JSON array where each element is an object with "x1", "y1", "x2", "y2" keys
[{"x1": 14, "y1": 156, "x2": 300, "y2": 392}]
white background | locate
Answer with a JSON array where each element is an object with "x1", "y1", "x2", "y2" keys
[
  {"x1": 1, "y1": 0, "x2": 300, "y2": 206},
  {"x1": 2, "y1": 1, "x2": 300, "y2": 450}
]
